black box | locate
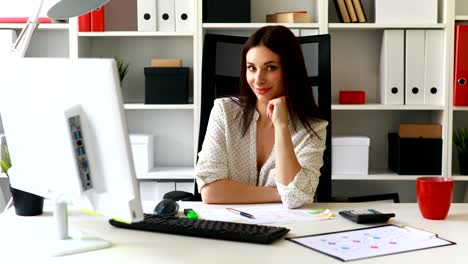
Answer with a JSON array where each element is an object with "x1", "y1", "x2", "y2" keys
[
  {"x1": 144, "y1": 67, "x2": 189, "y2": 104},
  {"x1": 388, "y1": 133, "x2": 442, "y2": 175},
  {"x1": 203, "y1": 0, "x2": 250, "y2": 23}
]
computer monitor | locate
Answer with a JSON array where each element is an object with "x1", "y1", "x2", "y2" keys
[{"x1": 0, "y1": 58, "x2": 144, "y2": 256}]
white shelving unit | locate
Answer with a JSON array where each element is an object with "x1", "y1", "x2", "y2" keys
[{"x1": 1, "y1": 0, "x2": 468, "y2": 202}]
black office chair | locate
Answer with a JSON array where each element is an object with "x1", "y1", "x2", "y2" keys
[{"x1": 164, "y1": 33, "x2": 332, "y2": 202}]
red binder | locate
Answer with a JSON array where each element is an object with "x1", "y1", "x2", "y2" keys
[
  {"x1": 454, "y1": 25, "x2": 468, "y2": 106},
  {"x1": 78, "y1": 13, "x2": 91, "y2": 32},
  {"x1": 91, "y1": 6, "x2": 105, "y2": 32}
]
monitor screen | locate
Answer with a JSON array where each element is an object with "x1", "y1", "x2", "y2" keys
[{"x1": 0, "y1": 58, "x2": 144, "y2": 256}]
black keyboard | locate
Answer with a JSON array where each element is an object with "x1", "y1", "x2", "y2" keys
[{"x1": 109, "y1": 214, "x2": 290, "y2": 244}]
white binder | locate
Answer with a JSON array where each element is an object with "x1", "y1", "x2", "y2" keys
[
  {"x1": 424, "y1": 30, "x2": 444, "y2": 105},
  {"x1": 175, "y1": 0, "x2": 194, "y2": 32},
  {"x1": 405, "y1": 30, "x2": 425, "y2": 105},
  {"x1": 0, "y1": 30, "x2": 17, "y2": 57},
  {"x1": 137, "y1": 0, "x2": 157, "y2": 32},
  {"x1": 157, "y1": 0, "x2": 175, "y2": 32},
  {"x1": 380, "y1": 30, "x2": 404, "y2": 105}
]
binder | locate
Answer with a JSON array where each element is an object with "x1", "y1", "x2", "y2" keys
[
  {"x1": 333, "y1": 0, "x2": 351, "y2": 23},
  {"x1": 0, "y1": 30, "x2": 16, "y2": 57},
  {"x1": 405, "y1": 30, "x2": 425, "y2": 105},
  {"x1": 380, "y1": 30, "x2": 404, "y2": 105},
  {"x1": 175, "y1": 0, "x2": 193, "y2": 32},
  {"x1": 157, "y1": 0, "x2": 175, "y2": 32},
  {"x1": 344, "y1": 0, "x2": 358, "y2": 22},
  {"x1": 424, "y1": 30, "x2": 444, "y2": 105},
  {"x1": 78, "y1": 12, "x2": 91, "y2": 32},
  {"x1": 137, "y1": 0, "x2": 157, "y2": 32},
  {"x1": 454, "y1": 25, "x2": 468, "y2": 106},
  {"x1": 352, "y1": 0, "x2": 367, "y2": 23},
  {"x1": 91, "y1": 6, "x2": 105, "y2": 32}
]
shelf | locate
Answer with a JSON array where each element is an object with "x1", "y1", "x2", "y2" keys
[
  {"x1": 203, "y1": 23, "x2": 319, "y2": 29},
  {"x1": 124, "y1": 104, "x2": 195, "y2": 110},
  {"x1": 78, "y1": 31, "x2": 194, "y2": 37},
  {"x1": 452, "y1": 106, "x2": 468, "y2": 111},
  {"x1": 452, "y1": 175, "x2": 468, "y2": 181},
  {"x1": 329, "y1": 23, "x2": 446, "y2": 30},
  {"x1": 455, "y1": 15, "x2": 468, "y2": 21},
  {"x1": 0, "y1": 23, "x2": 69, "y2": 30},
  {"x1": 137, "y1": 166, "x2": 194, "y2": 180},
  {"x1": 333, "y1": 169, "x2": 420, "y2": 180},
  {"x1": 333, "y1": 175, "x2": 418, "y2": 181},
  {"x1": 332, "y1": 104, "x2": 445, "y2": 110}
]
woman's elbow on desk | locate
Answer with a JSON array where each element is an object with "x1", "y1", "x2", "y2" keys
[{"x1": 199, "y1": 183, "x2": 217, "y2": 204}]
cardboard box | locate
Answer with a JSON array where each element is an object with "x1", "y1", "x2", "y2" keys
[
  {"x1": 129, "y1": 134, "x2": 154, "y2": 177},
  {"x1": 398, "y1": 124, "x2": 442, "y2": 139},
  {"x1": 266, "y1": 12, "x2": 311, "y2": 23},
  {"x1": 332, "y1": 136, "x2": 370, "y2": 175},
  {"x1": 151, "y1": 59, "x2": 182, "y2": 67}
]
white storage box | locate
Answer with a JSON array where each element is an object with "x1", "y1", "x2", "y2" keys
[
  {"x1": 129, "y1": 134, "x2": 154, "y2": 177},
  {"x1": 332, "y1": 136, "x2": 370, "y2": 175},
  {"x1": 375, "y1": 0, "x2": 438, "y2": 24}
]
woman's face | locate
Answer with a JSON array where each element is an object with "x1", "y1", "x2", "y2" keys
[{"x1": 246, "y1": 45, "x2": 285, "y2": 104}]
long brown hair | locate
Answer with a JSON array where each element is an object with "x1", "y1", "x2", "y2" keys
[{"x1": 235, "y1": 25, "x2": 322, "y2": 137}]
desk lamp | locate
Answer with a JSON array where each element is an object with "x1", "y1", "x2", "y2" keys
[{"x1": 11, "y1": 0, "x2": 110, "y2": 57}]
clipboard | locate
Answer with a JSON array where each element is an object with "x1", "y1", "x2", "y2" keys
[{"x1": 286, "y1": 224, "x2": 455, "y2": 262}]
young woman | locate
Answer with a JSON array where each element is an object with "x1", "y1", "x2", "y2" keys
[{"x1": 195, "y1": 26, "x2": 327, "y2": 208}]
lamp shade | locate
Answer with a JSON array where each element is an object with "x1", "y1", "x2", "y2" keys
[{"x1": 47, "y1": 0, "x2": 110, "y2": 19}]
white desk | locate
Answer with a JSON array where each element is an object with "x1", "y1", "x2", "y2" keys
[{"x1": 0, "y1": 202, "x2": 467, "y2": 263}]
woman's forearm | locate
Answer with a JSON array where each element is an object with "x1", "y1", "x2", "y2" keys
[
  {"x1": 201, "y1": 179, "x2": 281, "y2": 204},
  {"x1": 274, "y1": 124, "x2": 301, "y2": 185}
]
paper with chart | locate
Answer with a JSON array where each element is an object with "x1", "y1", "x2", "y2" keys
[
  {"x1": 287, "y1": 225, "x2": 455, "y2": 262},
  {"x1": 195, "y1": 204, "x2": 334, "y2": 225}
]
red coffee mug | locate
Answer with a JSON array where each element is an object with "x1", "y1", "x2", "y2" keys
[{"x1": 416, "y1": 177, "x2": 454, "y2": 220}]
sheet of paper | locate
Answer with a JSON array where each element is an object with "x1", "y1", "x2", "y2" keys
[
  {"x1": 195, "y1": 204, "x2": 334, "y2": 225},
  {"x1": 288, "y1": 225, "x2": 454, "y2": 262}
]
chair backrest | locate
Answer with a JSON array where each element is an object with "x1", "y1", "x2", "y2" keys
[{"x1": 197, "y1": 33, "x2": 332, "y2": 202}]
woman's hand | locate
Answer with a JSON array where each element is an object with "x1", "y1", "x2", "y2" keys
[{"x1": 266, "y1": 96, "x2": 289, "y2": 127}]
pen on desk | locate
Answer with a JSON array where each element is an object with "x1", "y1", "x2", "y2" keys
[{"x1": 226, "y1": 208, "x2": 255, "y2": 219}]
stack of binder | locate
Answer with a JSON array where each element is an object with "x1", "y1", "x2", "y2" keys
[
  {"x1": 333, "y1": 0, "x2": 367, "y2": 23},
  {"x1": 380, "y1": 29, "x2": 444, "y2": 105},
  {"x1": 137, "y1": 0, "x2": 193, "y2": 32},
  {"x1": 78, "y1": 6, "x2": 105, "y2": 32}
]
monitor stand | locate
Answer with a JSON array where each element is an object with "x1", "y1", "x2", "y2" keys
[{"x1": 47, "y1": 202, "x2": 111, "y2": 257}]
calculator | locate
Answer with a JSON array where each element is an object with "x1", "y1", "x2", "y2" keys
[{"x1": 339, "y1": 209, "x2": 395, "y2": 224}]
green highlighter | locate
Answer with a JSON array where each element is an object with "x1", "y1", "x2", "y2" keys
[{"x1": 184, "y1": 208, "x2": 199, "y2": 219}]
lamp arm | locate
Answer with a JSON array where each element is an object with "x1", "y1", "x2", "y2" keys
[{"x1": 11, "y1": 0, "x2": 46, "y2": 58}]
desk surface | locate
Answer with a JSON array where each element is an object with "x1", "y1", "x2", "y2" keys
[{"x1": 1, "y1": 202, "x2": 467, "y2": 263}]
